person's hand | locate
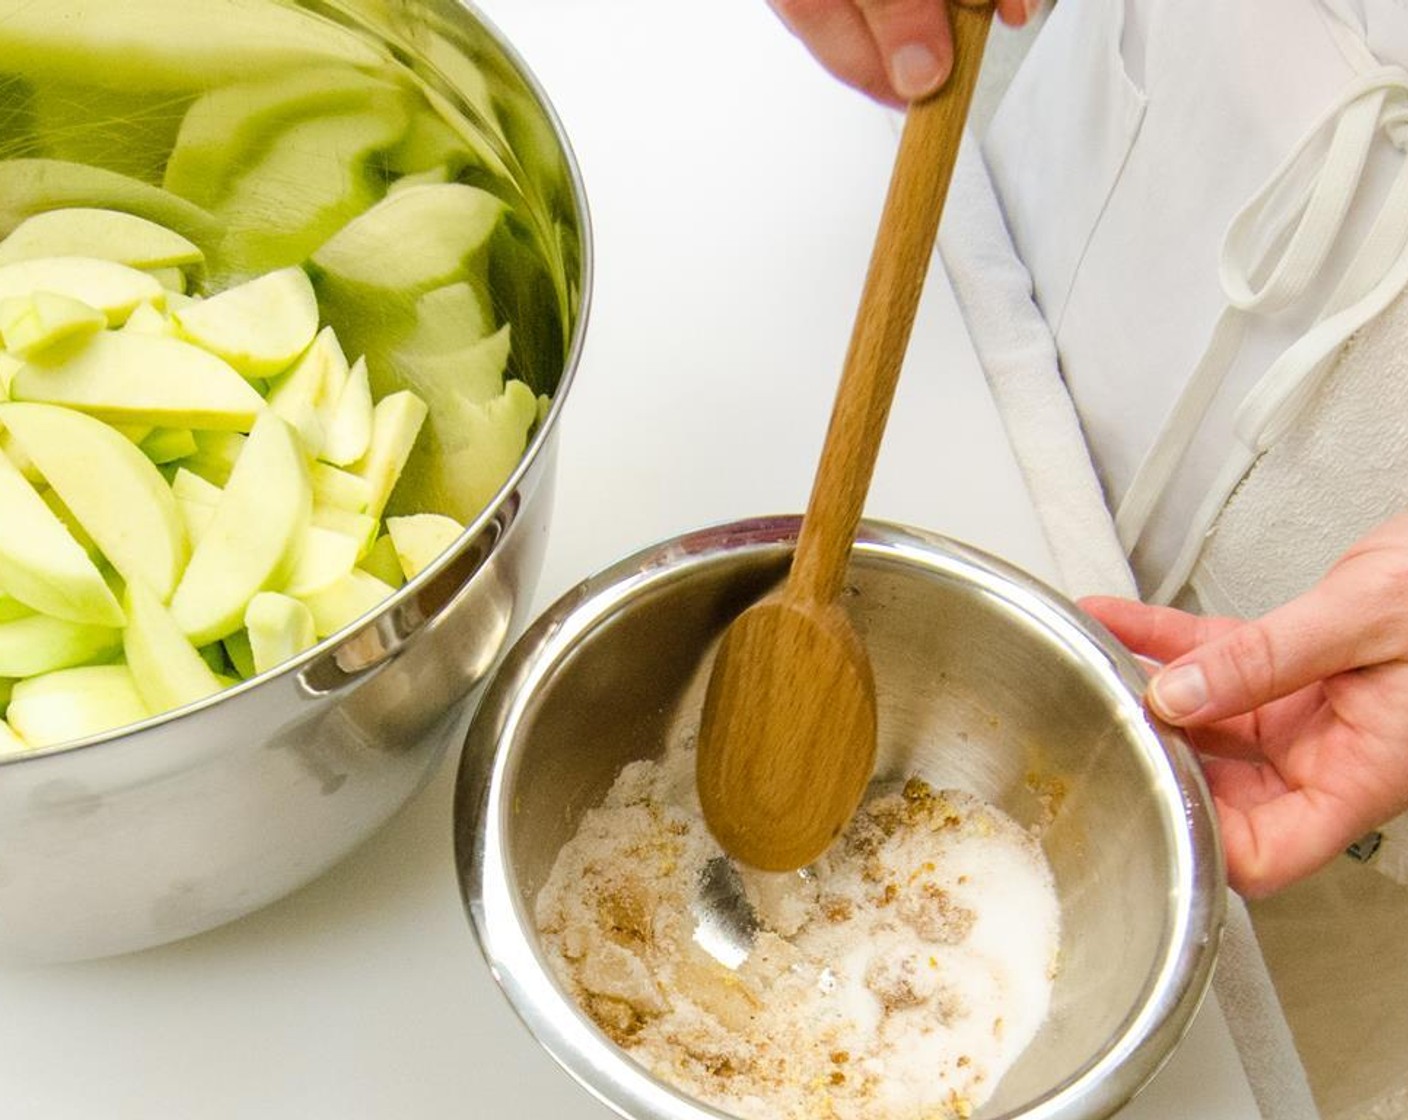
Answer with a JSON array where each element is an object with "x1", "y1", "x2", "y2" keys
[
  {"x1": 768, "y1": 0, "x2": 1039, "y2": 106},
  {"x1": 1080, "y1": 514, "x2": 1408, "y2": 898}
]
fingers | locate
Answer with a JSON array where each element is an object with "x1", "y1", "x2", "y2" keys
[
  {"x1": 769, "y1": 0, "x2": 907, "y2": 104},
  {"x1": 1079, "y1": 596, "x2": 1238, "y2": 664},
  {"x1": 1149, "y1": 568, "x2": 1408, "y2": 727},
  {"x1": 770, "y1": 0, "x2": 1037, "y2": 106}
]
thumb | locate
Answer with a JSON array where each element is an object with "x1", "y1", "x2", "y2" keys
[{"x1": 1145, "y1": 579, "x2": 1385, "y2": 725}]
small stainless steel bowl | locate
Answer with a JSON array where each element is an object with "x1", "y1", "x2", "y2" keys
[
  {"x1": 0, "y1": 0, "x2": 589, "y2": 962},
  {"x1": 456, "y1": 517, "x2": 1225, "y2": 1120}
]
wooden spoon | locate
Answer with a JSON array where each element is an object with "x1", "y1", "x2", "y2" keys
[{"x1": 695, "y1": 3, "x2": 994, "y2": 872}]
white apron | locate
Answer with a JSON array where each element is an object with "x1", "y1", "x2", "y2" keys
[{"x1": 980, "y1": 2, "x2": 1408, "y2": 1117}]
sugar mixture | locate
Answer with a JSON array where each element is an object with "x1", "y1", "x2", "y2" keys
[{"x1": 535, "y1": 738, "x2": 1061, "y2": 1120}]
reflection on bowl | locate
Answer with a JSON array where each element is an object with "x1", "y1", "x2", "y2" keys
[{"x1": 457, "y1": 517, "x2": 1225, "y2": 1120}]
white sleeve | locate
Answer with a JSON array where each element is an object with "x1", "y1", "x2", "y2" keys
[{"x1": 937, "y1": 132, "x2": 1137, "y2": 601}]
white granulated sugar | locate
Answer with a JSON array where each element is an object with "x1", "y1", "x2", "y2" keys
[{"x1": 535, "y1": 737, "x2": 1061, "y2": 1120}]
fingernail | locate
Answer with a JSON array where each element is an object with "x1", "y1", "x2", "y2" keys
[
  {"x1": 1149, "y1": 664, "x2": 1209, "y2": 720},
  {"x1": 890, "y1": 43, "x2": 946, "y2": 101}
]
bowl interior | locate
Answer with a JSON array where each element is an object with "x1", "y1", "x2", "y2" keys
[{"x1": 469, "y1": 523, "x2": 1223, "y2": 1119}]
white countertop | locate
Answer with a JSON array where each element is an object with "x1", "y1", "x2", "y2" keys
[{"x1": 0, "y1": 2, "x2": 1263, "y2": 1117}]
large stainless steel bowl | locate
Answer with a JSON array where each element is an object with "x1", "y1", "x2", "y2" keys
[
  {"x1": 457, "y1": 517, "x2": 1225, "y2": 1120},
  {"x1": 0, "y1": 0, "x2": 589, "y2": 963}
]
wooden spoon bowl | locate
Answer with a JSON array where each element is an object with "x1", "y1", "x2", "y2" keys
[{"x1": 695, "y1": 2, "x2": 994, "y2": 871}]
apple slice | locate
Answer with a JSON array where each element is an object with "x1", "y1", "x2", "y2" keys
[
  {"x1": 0, "y1": 352, "x2": 19, "y2": 398},
  {"x1": 180, "y1": 430, "x2": 248, "y2": 487},
  {"x1": 357, "y1": 534, "x2": 406, "y2": 589},
  {"x1": 299, "y1": 568, "x2": 396, "y2": 639},
  {"x1": 170, "y1": 411, "x2": 312, "y2": 645},
  {"x1": 0, "y1": 614, "x2": 123, "y2": 678},
  {"x1": 11, "y1": 330, "x2": 266, "y2": 430},
  {"x1": 386, "y1": 513, "x2": 464, "y2": 581},
  {"x1": 6, "y1": 663, "x2": 150, "y2": 747},
  {"x1": 311, "y1": 505, "x2": 378, "y2": 556},
  {"x1": 223, "y1": 631, "x2": 256, "y2": 680},
  {"x1": 0, "y1": 595, "x2": 34, "y2": 623},
  {"x1": 0, "y1": 208, "x2": 204, "y2": 269},
  {"x1": 0, "y1": 448, "x2": 124, "y2": 627},
  {"x1": 0, "y1": 257, "x2": 165, "y2": 326},
  {"x1": 0, "y1": 401, "x2": 188, "y2": 601},
  {"x1": 0, "y1": 718, "x2": 27, "y2": 755},
  {"x1": 354, "y1": 389, "x2": 429, "y2": 520},
  {"x1": 121, "y1": 301, "x2": 173, "y2": 337},
  {"x1": 172, "y1": 266, "x2": 319, "y2": 379},
  {"x1": 170, "y1": 467, "x2": 223, "y2": 507},
  {"x1": 265, "y1": 325, "x2": 348, "y2": 457},
  {"x1": 282, "y1": 525, "x2": 360, "y2": 598},
  {"x1": 309, "y1": 461, "x2": 370, "y2": 513},
  {"x1": 139, "y1": 428, "x2": 198, "y2": 466},
  {"x1": 0, "y1": 291, "x2": 107, "y2": 358},
  {"x1": 123, "y1": 580, "x2": 224, "y2": 714},
  {"x1": 245, "y1": 592, "x2": 318, "y2": 676},
  {"x1": 320, "y1": 355, "x2": 373, "y2": 466}
]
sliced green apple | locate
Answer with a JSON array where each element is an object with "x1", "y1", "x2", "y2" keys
[
  {"x1": 170, "y1": 410, "x2": 311, "y2": 645},
  {"x1": 282, "y1": 525, "x2": 360, "y2": 599},
  {"x1": 245, "y1": 592, "x2": 318, "y2": 676},
  {"x1": 320, "y1": 354, "x2": 373, "y2": 466},
  {"x1": 10, "y1": 330, "x2": 266, "y2": 430},
  {"x1": 0, "y1": 401, "x2": 189, "y2": 601},
  {"x1": 0, "y1": 448, "x2": 124, "y2": 627},
  {"x1": 147, "y1": 266, "x2": 188, "y2": 294},
  {"x1": 0, "y1": 595, "x2": 35, "y2": 623},
  {"x1": 139, "y1": 428, "x2": 199, "y2": 465},
  {"x1": 311, "y1": 504, "x2": 378, "y2": 555},
  {"x1": 5, "y1": 663, "x2": 149, "y2": 747},
  {"x1": 223, "y1": 630, "x2": 257, "y2": 680},
  {"x1": 310, "y1": 460, "x2": 370, "y2": 513},
  {"x1": 353, "y1": 389, "x2": 429, "y2": 521},
  {"x1": 122, "y1": 580, "x2": 224, "y2": 714},
  {"x1": 0, "y1": 257, "x2": 164, "y2": 326},
  {"x1": 0, "y1": 291, "x2": 107, "y2": 358},
  {"x1": 0, "y1": 717, "x2": 28, "y2": 755},
  {"x1": 357, "y1": 534, "x2": 406, "y2": 589},
  {"x1": 170, "y1": 467, "x2": 222, "y2": 507},
  {"x1": 0, "y1": 208, "x2": 204, "y2": 270},
  {"x1": 120, "y1": 300, "x2": 174, "y2": 337},
  {"x1": 299, "y1": 568, "x2": 396, "y2": 639},
  {"x1": 179, "y1": 430, "x2": 248, "y2": 487},
  {"x1": 0, "y1": 613, "x2": 122, "y2": 678},
  {"x1": 172, "y1": 266, "x2": 319, "y2": 379},
  {"x1": 265, "y1": 325, "x2": 347, "y2": 456},
  {"x1": 0, "y1": 352, "x2": 19, "y2": 398},
  {"x1": 386, "y1": 513, "x2": 464, "y2": 581}
]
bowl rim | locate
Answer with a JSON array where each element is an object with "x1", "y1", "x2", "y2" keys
[
  {"x1": 455, "y1": 515, "x2": 1227, "y2": 1120},
  {"x1": 0, "y1": 0, "x2": 595, "y2": 766}
]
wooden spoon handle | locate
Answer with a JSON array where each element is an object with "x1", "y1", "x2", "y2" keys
[{"x1": 789, "y1": 3, "x2": 993, "y2": 606}]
